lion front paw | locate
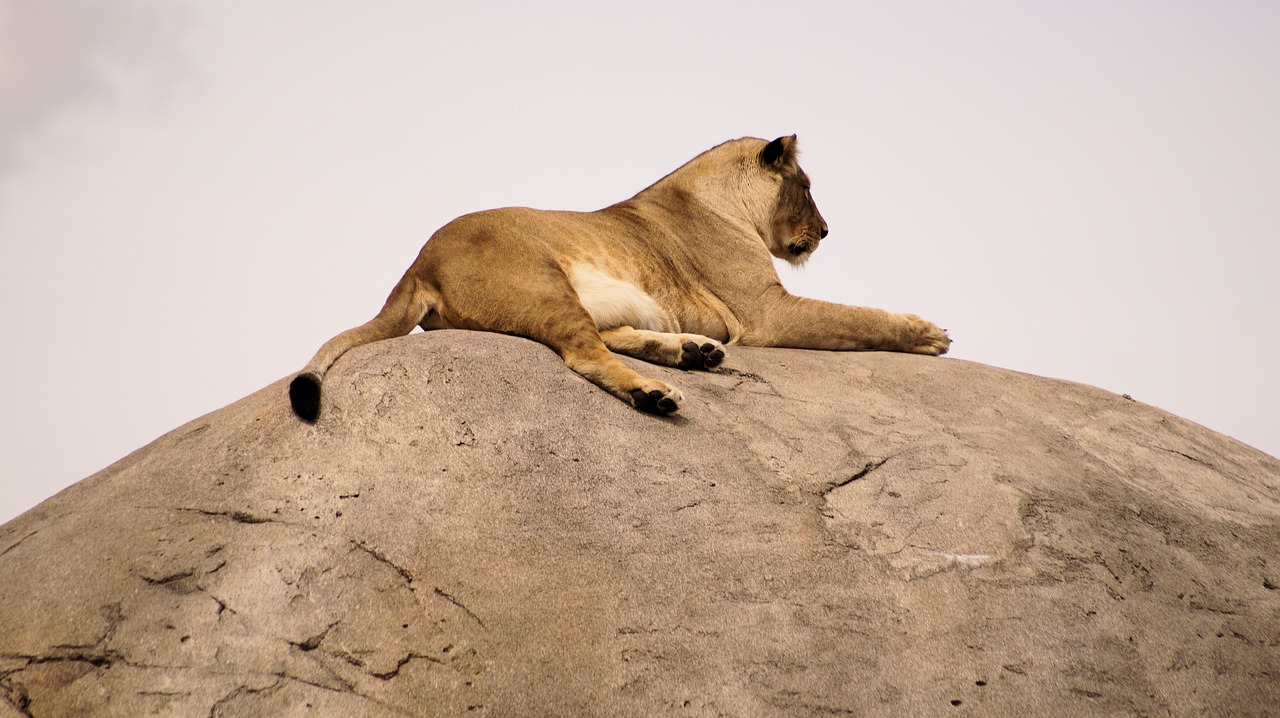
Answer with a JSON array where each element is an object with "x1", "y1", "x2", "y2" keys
[
  {"x1": 678, "y1": 341, "x2": 726, "y2": 370},
  {"x1": 902, "y1": 314, "x2": 951, "y2": 356}
]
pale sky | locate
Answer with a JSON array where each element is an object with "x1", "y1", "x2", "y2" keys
[{"x1": 2, "y1": 1, "x2": 1278, "y2": 524}]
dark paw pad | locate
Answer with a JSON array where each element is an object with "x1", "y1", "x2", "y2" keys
[
  {"x1": 631, "y1": 388, "x2": 679, "y2": 415},
  {"x1": 700, "y1": 342, "x2": 725, "y2": 368},
  {"x1": 679, "y1": 341, "x2": 725, "y2": 369}
]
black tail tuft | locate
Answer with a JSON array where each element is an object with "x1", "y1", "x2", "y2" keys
[{"x1": 289, "y1": 373, "x2": 322, "y2": 422}]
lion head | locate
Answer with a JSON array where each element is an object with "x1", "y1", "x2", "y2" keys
[{"x1": 760, "y1": 135, "x2": 828, "y2": 265}]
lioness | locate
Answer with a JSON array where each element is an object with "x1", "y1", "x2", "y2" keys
[{"x1": 290, "y1": 135, "x2": 950, "y2": 420}]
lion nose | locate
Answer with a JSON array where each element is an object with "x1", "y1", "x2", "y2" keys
[{"x1": 819, "y1": 227, "x2": 829, "y2": 239}]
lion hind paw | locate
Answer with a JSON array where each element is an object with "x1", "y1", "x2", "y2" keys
[
  {"x1": 679, "y1": 340, "x2": 726, "y2": 369},
  {"x1": 630, "y1": 386, "x2": 683, "y2": 414}
]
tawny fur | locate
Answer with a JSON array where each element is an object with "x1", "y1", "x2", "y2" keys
[{"x1": 290, "y1": 135, "x2": 950, "y2": 420}]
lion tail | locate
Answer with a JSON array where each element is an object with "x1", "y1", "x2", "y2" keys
[{"x1": 289, "y1": 278, "x2": 433, "y2": 422}]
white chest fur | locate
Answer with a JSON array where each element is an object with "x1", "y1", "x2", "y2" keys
[{"x1": 568, "y1": 264, "x2": 673, "y2": 332}]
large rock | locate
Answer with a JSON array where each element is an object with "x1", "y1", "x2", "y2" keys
[{"x1": 1, "y1": 330, "x2": 1277, "y2": 717}]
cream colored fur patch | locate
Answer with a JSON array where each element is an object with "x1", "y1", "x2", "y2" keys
[{"x1": 568, "y1": 264, "x2": 670, "y2": 332}]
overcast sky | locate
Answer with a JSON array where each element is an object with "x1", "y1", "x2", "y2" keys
[{"x1": 2, "y1": 1, "x2": 1278, "y2": 524}]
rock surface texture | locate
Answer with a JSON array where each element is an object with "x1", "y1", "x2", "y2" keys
[{"x1": 2, "y1": 330, "x2": 1278, "y2": 717}]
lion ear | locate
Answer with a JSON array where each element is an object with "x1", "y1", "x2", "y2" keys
[{"x1": 760, "y1": 135, "x2": 798, "y2": 168}]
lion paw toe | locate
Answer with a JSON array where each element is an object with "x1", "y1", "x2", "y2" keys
[
  {"x1": 700, "y1": 342, "x2": 726, "y2": 367},
  {"x1": 630, "y1": 386, "x2": 682, "y2": 414},
  {"x1": 925, "y1": 332, "x2": 952, "y2": 355},
  {"x1": 902, "y1": 315, "x2": 952, "y2": 356},
  {"x1": 679, "y1": 340, "x2": 726, "y2": 370}
]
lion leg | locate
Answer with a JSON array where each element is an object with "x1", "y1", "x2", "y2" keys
[
  {"x1": 431, "y1": 266, "x2": 685, "y2": 414},
  {"x1": 599, "y1": 327, "x2": 726, "y2": 370},
  {"x1": 535, "y1": 320, "x2": 687, "y2": 414},
  {"x1": 744, "y1": 287, "x2": 951, "y2": 355},
  {"x1": 556, "y1": 334, "x2": 685, "y2": 414}
]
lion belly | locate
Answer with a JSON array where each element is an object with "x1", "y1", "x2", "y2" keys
[{"x1": 568, "y1": 264, "x2": 674, "y2": 333}]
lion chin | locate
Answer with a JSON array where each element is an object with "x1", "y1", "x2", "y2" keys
[{"x1": 785, "y1": 235, "x2": 820, "y2": 264}]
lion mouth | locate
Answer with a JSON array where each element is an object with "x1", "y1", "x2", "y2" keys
[{"x1": 787, "y1": 235, "x2": 818, "y2": 256}]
